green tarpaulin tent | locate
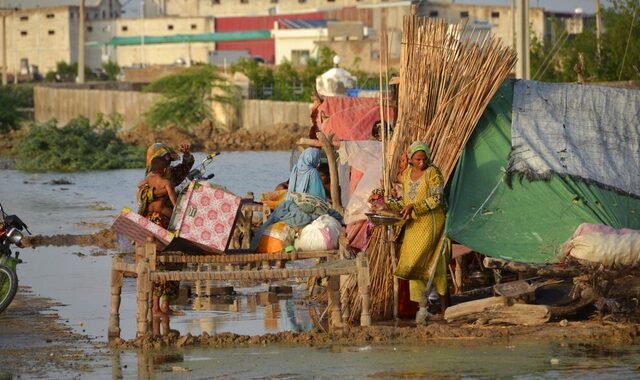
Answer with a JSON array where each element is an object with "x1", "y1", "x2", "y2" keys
[{"x1": 446, "y1": 80, "x2": 640, "y2": 263}]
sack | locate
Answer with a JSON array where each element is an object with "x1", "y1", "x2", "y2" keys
[
  {"x1": 295, "y1": 215, "x2": 343, "y2": 251},
  {"x1": 289, "y1": 192, "x2": 329, "y2": 219},
  {"x1": 563, "y1": 223, "x2": 640, "y2": 267}
]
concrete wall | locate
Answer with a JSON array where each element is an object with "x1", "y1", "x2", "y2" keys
[
  {"x1": 34, "y1": 85, "x2": 159, "y2": 128},
  {"x1": 34, "y1": 85, "x2": 311, "y2": 131},
  {"x1": 240, "y1": 99, "x2": 311, "y2": 132}
]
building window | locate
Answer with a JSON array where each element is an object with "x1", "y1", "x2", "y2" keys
[
  {"x1": 46, "y1": 13, "x2": 55, "y2": 19},
  {"x1": 168, "y1": 24, "x2": 174, "y2": 30},
  {"x1": 191, "y1": 24, "x2": 197, "y2": 30},
  {"x1": 491, "y1": 11, "x2": 500, "y2": 18},
  {"x1": 87, "y1": 26, "x2": 93, "y2": 32},
  {"x1": 429, "y1": 10, "x2": 438, "y2": 17},
  {"x1": 298, "y1": 0, "x2": 306, "y2": 3},
  {"x1": 328, "y1": 0, "x2": 335, "y2": 2},
  {"x1": 270, "y1": 0, "x2": 278, "y2": 3},
  {"x1": 212, "y1": 0, "x2": 220, "y2": 4},
  {"x1": 460, "y1": 11, "x2": 469, "y2": 18},
  {"x1": 19, "y1": 16, "x2": 28, "y2": 21},
  {"x1": 240, "y1": 0, "x2": 248, "y2": 3},
  {"x1": 122, "y1": 25, "x2": 128, "y2": 32},
  {"x1": 48, "y1": 30, "x2": 55, "y2": 35},
  {"x1": 20, "y1": 31, "x2": 27, "y2": 36}
]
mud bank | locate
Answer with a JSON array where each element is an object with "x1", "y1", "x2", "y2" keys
[
  {"x1": 118, "y1": 122, "x2": 308, "y2": 152},
  {"x1": 25, "y1": 229, "x2": 117, "y2": 250},
  {"x1": 0, "y1": 288, "x2": 104, "y2": 377},
  {"x1": 109, "y1": 320, "x2": 639, "y2": 350}
]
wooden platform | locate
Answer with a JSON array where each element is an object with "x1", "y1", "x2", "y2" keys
[{"x1": 108, "y1": 240, "x2": 372, "y2": 339}]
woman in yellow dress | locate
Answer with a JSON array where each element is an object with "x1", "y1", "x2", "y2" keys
[{"x1": 388, "y1": 141, "x2": 450, "y2": 322}]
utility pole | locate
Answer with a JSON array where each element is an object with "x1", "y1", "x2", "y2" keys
[
  {"x1": 515, "y1": 0, "x2": 530, "y2": 79},
  {"x1": 511, "y1": 0, "x2": 516, "y2": 49},
  {"x1": 2, "y1": 10, "x2": 7, "y2": 86},
  {"x1": 78, "y1": 0, "x2": 85, "y2": 83},
  {"x1": 140, "y1": 0, "x2": 145, "y2": 67},
  {"x1": 595, "y1": 0, "x2": 602, "y2": 64}
]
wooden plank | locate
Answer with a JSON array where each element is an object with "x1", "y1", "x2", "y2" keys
[
  {"x1": 149, "y1": 264, "x2": 358, "y2": 282},
  {"x1": 157, "y1": 250, "x2": 338, "y2": 264},
  {"x1": 444, "y1": 296, "x2": 550, "y2": 325}
]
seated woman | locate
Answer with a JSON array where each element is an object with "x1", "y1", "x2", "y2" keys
[
  {"x1": 287, "y1": 147, "x2": 326, "y2": 201},
  {"x1": 252, "y1": 148, "x2": 337, "y2": 251}
]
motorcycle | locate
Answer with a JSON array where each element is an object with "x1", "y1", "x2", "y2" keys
[{"x1": 0, "y1": 202, "x2": 30, "y2": 313}]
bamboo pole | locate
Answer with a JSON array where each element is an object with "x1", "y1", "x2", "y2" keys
[
  {"x1": 356, "y1": 254, "x2": 372, "y2": 326},
  {"x1": 316, "y1": 131, "x2": 344, "y2": 214},
  {"x1": 108, "y1": 256, "x2": 123, "y2": 340}
]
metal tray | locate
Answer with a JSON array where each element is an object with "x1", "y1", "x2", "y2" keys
[{"x1": 366, "y1": 212, "x2": 403, "y2": 226}]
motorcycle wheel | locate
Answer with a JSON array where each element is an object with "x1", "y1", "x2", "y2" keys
[{"x1": 0, "y1": 264, "x2": 18, "y2": 313}]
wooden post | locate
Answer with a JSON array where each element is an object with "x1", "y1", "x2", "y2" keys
[
  {"x1": 136, "y1": 258, "x2": 151, "y2": 337},
  {"x1": 387, "y1": 226, "x2": 398, "y2": 321},
  {"x1": 327, "y1": 275, "x2": 344, "y2": 329},
  {"x1": 108, "y1": 256, "x2": 123, "y2": 340},
  {"x1": 144, "y1": 237, "x2": 156, "y2": 271},
  {"x1": 316, "y1": 131, "x2": 344, "y2": 215},
  {"x1": 356, "y1": 254, "x2": 372, "y2": 326},
  {"x1": 242, "y1": 193, "x2": 254, "y2": 249}
]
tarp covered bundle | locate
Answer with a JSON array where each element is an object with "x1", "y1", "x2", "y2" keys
[{"x1": 446, "y1": 80, "x2": 640, "y2": 263}]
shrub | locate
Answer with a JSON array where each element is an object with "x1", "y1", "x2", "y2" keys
[
  {"x1": 16, "y1": 115, "x2": 145, "y2": 172},
  {"x1": 0, "y1": 85, "x2": 33, "y2": 132}
]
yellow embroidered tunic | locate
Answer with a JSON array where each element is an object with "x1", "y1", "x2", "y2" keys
[{"x1": 389, "y1": 165, "x2": 450, "y2": 301}]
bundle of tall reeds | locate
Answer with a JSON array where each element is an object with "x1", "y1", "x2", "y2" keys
[
  {"x1": 386, "y1": 16, "x2": 517, "y2": 181},
  {"x1": 343, "y1": 15, "x2": 516, "y2": 323}
]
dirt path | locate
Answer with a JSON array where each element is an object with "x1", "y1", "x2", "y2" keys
[{"x1": 0, "y1": 287, "x2": 105, "y2": 378}]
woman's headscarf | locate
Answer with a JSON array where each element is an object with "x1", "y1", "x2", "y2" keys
[
  {"x1": 145, "y1": 143, "x2": 179, "y2": 173},
  {"x1": 408, "y1": 141, "x2": 431, "y2": 160},
  {"x1": 287, "y1": 147, "x2": 326, "y2": 200}
]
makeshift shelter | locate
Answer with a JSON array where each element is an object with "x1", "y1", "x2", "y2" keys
[{"x1": 446, "y1": 79, "x2": 640, "y2": 264}]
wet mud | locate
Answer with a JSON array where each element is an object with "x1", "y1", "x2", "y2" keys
[
  {"x1": 0, "y1": 288, "x2": 105, "y2": 378},
  {"x1": 25, "y1": 228, "x2": 117, "y2": 250},
  {"x1": 108, "y1": 318, "x2": 639, "y2": 350}
]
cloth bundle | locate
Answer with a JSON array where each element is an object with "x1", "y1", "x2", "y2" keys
[{"x1": 562, "y1": 223, "x2": 640, "y2": 267}]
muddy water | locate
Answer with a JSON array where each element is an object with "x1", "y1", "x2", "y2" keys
[{"x1": 2, "y1": 151, "x2": 640, "y2": 378}]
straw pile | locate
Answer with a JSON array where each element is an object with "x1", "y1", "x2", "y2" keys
[{"x1": 386, "y1": 16, "x2": 517, "y2": 181}]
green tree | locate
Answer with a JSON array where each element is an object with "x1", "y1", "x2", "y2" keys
[
  {"x1": 532, "y1": 1, "x2": 639, "y2": 82},
  {"x1": 273, "y1": 60, "x2": 301, "y2": 101},
  {"x1": 143, "y1": 65, "x2": 234, "y2": 130},
  {"x1": 230, "y1": 58, "x2": 274, "y2": 98},
  {"x1": 102, "y1": 60, "x2": 121, "y2": 81},
  {"x1": 0, "y1": 85, "x2": 34, "y2": 132}
]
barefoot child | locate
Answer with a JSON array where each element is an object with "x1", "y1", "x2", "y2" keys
[{"x1": 137, "y1": 156, "x2": 179, "y2": 317}]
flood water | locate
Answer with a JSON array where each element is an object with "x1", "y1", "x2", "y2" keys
[{"x1": 1, "y1": 151, "x2": 640, "y2": 379}]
